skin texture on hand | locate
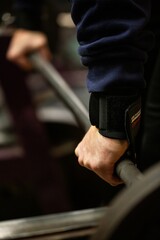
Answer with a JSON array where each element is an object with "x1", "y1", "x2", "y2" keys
[
  {"x1": 75, "y1": 126, "x2": 129, "y2": 186},
  {"x1": 6, "y1": 29, "x2": 52, "y2": 70}
]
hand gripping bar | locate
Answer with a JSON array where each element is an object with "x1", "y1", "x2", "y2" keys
[{"x1": 29, "y1": 52, "x2": 143, "y2": 186}]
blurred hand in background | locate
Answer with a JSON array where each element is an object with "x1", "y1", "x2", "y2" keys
[{"x1": 6, "y1": 29, "x2": 52, "y2": 70}]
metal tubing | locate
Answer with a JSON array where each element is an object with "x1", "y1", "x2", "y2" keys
[
  {"x1": 29, "y1": 53, "x2": 143, "y2": 186},
  {"x1": 0, "y1": 207, "x2": 106, "y2": 239},
  {"x1": 29, "y1": 53, "x2": 90, "y2": 132},
  {"x1": 116, "y1": 159, "x2": 143, "y2": 186}
]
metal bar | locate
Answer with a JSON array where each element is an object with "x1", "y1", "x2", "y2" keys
[
  {"x1": 116, "y1": 159, "x2": 143, "y2": 186},
  {"x1": 29, "y1": 53, "x2": 90, "y2": 132},
  {"x1": 0, "y1": 207, "x2": 106, "y2": 239},
  {"x1": 29, "y1": 53, "x2": 143, "y2": 186}
]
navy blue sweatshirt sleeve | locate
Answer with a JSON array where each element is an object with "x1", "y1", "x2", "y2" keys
[
  {"x1": 70, "y1": 0, "x2": 154, "y2": 143},
  {"x1": 12, "y1": 0, "x2": 43, "y2": 30},
  {"x1": 70, "y1": 0, "x2": 153, "y2": 92}
]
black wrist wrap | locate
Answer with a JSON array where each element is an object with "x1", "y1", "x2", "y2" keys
[{"x1": 89, "y1": 93, "x2": 141, "y2": 160}]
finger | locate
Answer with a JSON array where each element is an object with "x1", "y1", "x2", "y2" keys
[
  {"x1": 14, "y1": 56, "x2": 33, "y2": 70},
  {"x1": 7, "y1": 36, "x2": 29, "y2": 60},
  {"x1": 74, "y1": 145, "x2": 79, "y2": 157}
]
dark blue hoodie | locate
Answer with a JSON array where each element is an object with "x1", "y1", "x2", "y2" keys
[{"x1": 70, "y1": 0, "x2": 153, "y2": 92}]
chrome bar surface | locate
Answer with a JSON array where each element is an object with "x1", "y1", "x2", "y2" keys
[{"x1": 0, "y1": 207, "x2": 107, "y2": 239}]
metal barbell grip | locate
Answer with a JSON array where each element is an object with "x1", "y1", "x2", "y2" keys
[
  {"x1": 116, "y1": 159, "x2": 143, "y2": 186},
  {"x1": 29, "y1": 52, "x2": 143, "y2": 186}
]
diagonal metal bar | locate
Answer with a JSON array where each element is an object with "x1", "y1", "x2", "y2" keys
[
  {"x1": 29, "y1": 53, "x2": 90, "y2": 132},
  {"x1": 0, "y1": 207, "x2": 107, "y2": 239}
]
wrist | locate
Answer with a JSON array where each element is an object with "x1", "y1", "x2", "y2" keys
[{"x1": 89, "y1": 91, "x2": 141, "y2": 160}]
